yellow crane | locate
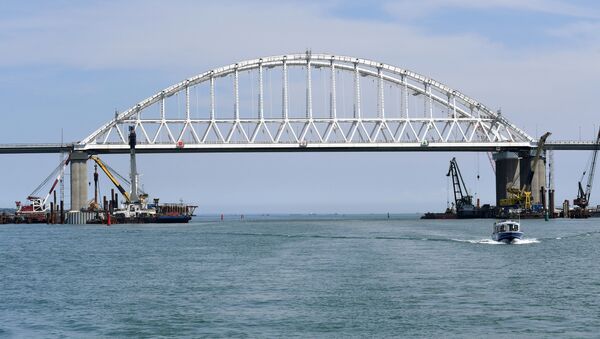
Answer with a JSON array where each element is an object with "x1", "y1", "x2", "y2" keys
[
  {"x1": 500, "y1": 132, "x2": 551, "y2": 210},
  {"x1": 89, "y1": 155, "x2": 132, "y2": 204}
]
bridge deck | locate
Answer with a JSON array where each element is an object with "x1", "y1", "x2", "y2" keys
[
  {"x1": 0, "y1": 144, "x2": 73, "y2": 154},
  {"x1": 0, "y1": 141, "x2": 597, "y2": 154}
]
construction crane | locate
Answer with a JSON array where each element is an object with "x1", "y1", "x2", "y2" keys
[
  {"x1": 89, "y1": 155, "x2": 132, "y2": 203},
  {"x1": 16, "y1": 154, "x2": 71, "y2": 214},
  {"x1": 574, "y1": 128, "x2": 600, "y2": 210},
  {"x1": 89, "y1": 164, "x2": 101, "y2": 210},
  {"x1": 447, "y1": 157, "x2": 475, "y2": 216},
  {"x1": 501, "y1": 132, "x2": 551, "y2": 210}
]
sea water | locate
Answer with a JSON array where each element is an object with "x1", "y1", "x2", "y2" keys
[{"x1": 1, "y1": 215, "x2": 599, "y2": 337}]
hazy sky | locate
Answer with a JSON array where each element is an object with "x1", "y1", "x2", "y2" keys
[{"x1": 1, "y1": 0, "x2": 599, "y2": 213}]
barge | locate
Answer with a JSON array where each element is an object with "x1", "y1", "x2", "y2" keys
[{"x1": 85, "y1": 126, "x2": 197, "y2": 225}]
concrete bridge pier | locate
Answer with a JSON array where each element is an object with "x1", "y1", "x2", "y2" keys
[
  {"x1": 70, "y1": 151, "x2": 88, "y2": 211},
  {"x1": 519, "y1": 150, "x2": 547, "y2": 206},
  {"x1": 494, "y1": 151, "x2": 520, "y2": 206},
  {"x1": 494, "y1": 150, "x2": 547, "y2": 208}
]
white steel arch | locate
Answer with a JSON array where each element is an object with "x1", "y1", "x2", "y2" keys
[{"x1": 79, "y1": 53, "x2": 534, "y2": 151}]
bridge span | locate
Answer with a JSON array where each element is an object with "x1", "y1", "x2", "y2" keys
[
  {"x1": 0, "y1": 53, "x2": 598, "y2": 211},
  {"x1": 0, "y1": 141, "x2": 597, "y2": 155}
]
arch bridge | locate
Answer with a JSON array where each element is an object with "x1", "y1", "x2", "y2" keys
[
  {"x1": 6, "y1": 53, "x2": 588, "y2": 212},
  {"x1": 78, "y1": 52, "x2": 536, "y2": 153}
]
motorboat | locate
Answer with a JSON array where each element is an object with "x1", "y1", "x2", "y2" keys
[{"x1": 492, "y1": 220, "x2": 523, "y2": 243}]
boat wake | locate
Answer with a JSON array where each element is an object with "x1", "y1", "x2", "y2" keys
[
  {"x1": 453, "y1": 239, "x2": 503, "y2": 245},
  {"x1": 453, "y1": 238, "x2": 540, "y2": 245},
  {"x1": 512, "y1": 238, "x2": 540, "y2": 244},
  {"x1": 203, "y1": 231, "x2": 542, "y2": 245}
]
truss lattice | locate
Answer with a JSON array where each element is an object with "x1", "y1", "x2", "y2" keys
[{"x1": 80, "y1": 53, "x2": 533, "y2": 151}]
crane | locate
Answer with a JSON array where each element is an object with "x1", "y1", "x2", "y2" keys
[
  {"x1": 16, "y1": 154, "x2": 71, "y2": 214},
  {"x1": 447, "y1": 157, "x2": 475, "y2": 216},
  {"x1": 501, "y1": 132, "x2": 551, "y2": 210},
  {"x1": 89, "y1": 155, "x2": 132, "y2": 203},
  {"x1": 574, "y1": 128, "x2": 600, "y2": 210}
]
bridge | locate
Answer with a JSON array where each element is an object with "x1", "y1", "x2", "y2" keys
[
  {"x1": 0, "y1": 53, "x2": 597, "y2": 210},
  {"x1": 1, "y1": 140, "x2": 598, "y2": 154},
  {"x1": 76, "y1": 53, "x2": 535, "y2": 153},
  {"x1": 1, "y1": 53, "x2": 596, "y2": 153}
]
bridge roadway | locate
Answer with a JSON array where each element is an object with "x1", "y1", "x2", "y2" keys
[{"x1": 0, "y1": 140, "x2": 597, "y2": 154}]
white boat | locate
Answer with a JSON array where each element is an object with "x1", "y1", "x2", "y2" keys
[{"x1": 492, "y1": 220, "x2": 523, "y2": 243}]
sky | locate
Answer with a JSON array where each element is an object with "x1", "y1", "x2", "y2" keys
[{"x1": 0, "y1": 0, "x2": 599, "y2": 213}]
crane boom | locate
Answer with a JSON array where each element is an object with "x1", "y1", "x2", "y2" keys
[
  {"x1": 43, "y1": 155, "x2": 71, "y2": 206},
  {"x1": 446, "y1": 157, "x2": 473, "y2": 211},
  {"x1": 89, "y1": 155, "x2": 132, "y2": 203},
  {"x1": 575, "y1": 129, "x2": 600, "y2": 208},
  {"x1": 585, "y1": 129, "x2": 600, "y2": 201}
]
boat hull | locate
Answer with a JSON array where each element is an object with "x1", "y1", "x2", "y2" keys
[
  {"x1": 155, "y1": 215, "x2": 192, "y2": 223},
  {"x1": 493, "y1": 231, "x2": 524, "y2": 243},
  {"x1": 421, "y1": 212, "x2": 457, "y2": 219},
  {"x1": 88, "y1": 213, "x2": 193, "y2": 224}
]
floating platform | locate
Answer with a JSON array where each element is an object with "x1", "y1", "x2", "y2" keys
[
  {"x1": 421, "y1": 210, "x2": 457, "y2": 219},
  {"x1": 422, "y1": 205, "x2": 543, "y2": 220},
  {"x1": 85, "y1": 202, "x2": 196, "y2": 225}
]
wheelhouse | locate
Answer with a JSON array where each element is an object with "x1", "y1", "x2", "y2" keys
[{"x1": 494, "y1": 221, "x2": 520, "y2": 233}]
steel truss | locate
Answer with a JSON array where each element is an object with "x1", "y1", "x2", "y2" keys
[{"x1": 79, "y1": 53, "x2": 534, "y2": 151}]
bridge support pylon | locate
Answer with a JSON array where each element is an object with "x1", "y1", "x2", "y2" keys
[
  {"x1": 519, "y1": 150, "x2": 547, "y2": 207},
  {"x1": 494, "y1": 151, "x2": 520, "y2": 206},
  {"x1": 70, "y1": 151, "x2": 88, "y2": 211},
  {"x1": 494, "y1": 150, "x2": 547, "y2": 208}
]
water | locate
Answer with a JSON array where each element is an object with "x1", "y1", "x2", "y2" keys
[{"x1": 1, "y1": 215, "x2": 599, "y2": 338}]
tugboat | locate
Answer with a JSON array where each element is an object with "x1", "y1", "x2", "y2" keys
[{"x1": 492, "y1": 220, "x2": 523, "y2": 243}]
